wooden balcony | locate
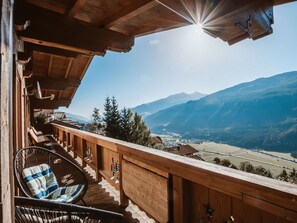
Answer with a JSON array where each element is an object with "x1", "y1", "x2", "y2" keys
[{"x1": 51, "y1": 123, "x2": 297, "y2": 223}]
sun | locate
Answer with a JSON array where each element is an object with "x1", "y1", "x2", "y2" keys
[
  {"x1": 195, "y1": 22, "x2": 204, "y2": 33},
  {"x1": 188, "y1": 23, "x2": 204, "y2": 36}
]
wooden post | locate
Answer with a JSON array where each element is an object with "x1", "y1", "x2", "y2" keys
[
  {"x1": 0, "y1": 0, "x2": 15, "y2": 222},
  {"x1": 171, "y1": 175, "x2": 190, "y2": 223},
  {"x1": 66, "y1": 132, "x2": 70, "y2": 152},
  {"x1": 73, "y1": 135, "x2": 77, "y2": 159},
  {"x1": 119, "y1": 154, "x2": 129, "y2": 207},
  {"x1": 95, "y1": 145, "x2": 102, "y2": 181},
  {"x1": 82, "y1": 139, "x2": 86, "y2": 168}
]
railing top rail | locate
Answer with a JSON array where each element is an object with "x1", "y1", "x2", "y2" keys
[{"x1": 51, "y1": 123, "x2": 297, "y2": 211}]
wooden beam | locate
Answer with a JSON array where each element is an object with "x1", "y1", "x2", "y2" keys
[
  {"x1": 172, "y1": 176, "x2": 190, "y2": 223},
  {"x1": 31, "y1": 98, "x2": 71, "y2": 109},
  {"x1": 58, "y1": 91, "x2": 63, "y2": 100},
  {"x1": 98, "y1": 0, "x2": 159, "y2": 28},
  {"x1": 25, "y1": 43, "x2": 81, "y2": 58},
  {"x1": 65, "y1": 58, "x2": 74, "y2": 79},
  {"x1": 26, "y1": 0, "x2": 66, "y2": 14},
  {"x1": 0, "y1": 0, "x2": 14, "y2": 221},
  {"x1": 32, "y1": 76, "x2": 80, "y2": 90},
  {"x1": 16, "y1": 4, "x2": 134, "y2": 56},
  {"x1": 119, "y1": 154, "x2": 129, "y2": 208},
  {"x1": 47, "y1": 55, "x2": 53, "y2": 76},
  {"x1": 67, "y1": 0, "x2": 88, "y2": 17}
]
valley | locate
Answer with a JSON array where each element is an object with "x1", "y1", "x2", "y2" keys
[{"x1": 190, "y1": 142, "x2": 297, "y2": 176}]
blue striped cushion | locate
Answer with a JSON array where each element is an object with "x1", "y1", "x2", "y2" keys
[
  {"x1": 22, "y1": 164, "x2": 59, "y2": 199},
  {"x1": 48, "y1": 184, "x2": 84, "y2": 203}
]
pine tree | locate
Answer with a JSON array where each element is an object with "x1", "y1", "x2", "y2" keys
[
  {"x1": 110, "y1": 96, "x2": 121, "y2": 138},
  {"x1": 120, "y1": 107, "x2": 133, "y2": 141},
  {"x1": 90, "y1": 107, "x2": 101, "y2": 133},
  {"x1": 102, "y1": 97, "x2": 152, "y2": 146},
  {"x1": 131, "y1": 113, "x2": 151, "y2": 146},
  {"x1": 103, "y1": 96, "x2": 121, "y2": 138},
  {"x1": 103, "y1": 96, "x2": 112, "y2": 136}
]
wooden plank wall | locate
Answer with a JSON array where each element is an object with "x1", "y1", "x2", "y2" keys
[
  {"x1": 122, "y1": 159, "x2": 169, "y2": 222},
  {"x1": 52, "y1": 124, "x2": 297, "y2": 223}
]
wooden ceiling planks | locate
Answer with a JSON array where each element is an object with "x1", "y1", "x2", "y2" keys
[
  {"x1": 67, "y1": 0, "x2": 88, "y2": 17},
  {"x1": 111, "y1": 4, "x2": 193, "y2": 37},
  {"x1": 28, "y1": 44, "x2": 91, "y2": 108},
  {"x1": 72, "y1": 0, "x2": 135, "y2": 24},
  {"x1": 50, "y1": 56, "x2": 70, "y2": 78},
  {"x1": 16, "y1": 0, "x2": 295, "y2": 109},
  {"x1": 67, "y1": 56, "x2": 92, "y2": 80},
  {"x1": 97, "y1": 0, "x2": 160, "y2": 29},
  {"x1": 32, "y1": 52, "x2": 51, "y2": 76},
  {"x1": 157, "y1": 0, "x2": 200, "y2": 23}
]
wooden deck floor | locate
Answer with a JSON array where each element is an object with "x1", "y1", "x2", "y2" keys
[{"x1": 52, "y1": 142, "x2": 155, "y2": 223}]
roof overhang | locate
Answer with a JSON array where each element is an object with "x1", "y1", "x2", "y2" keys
[{"x1": 14, "y1": 0, "x2": 295, "y2": 109}]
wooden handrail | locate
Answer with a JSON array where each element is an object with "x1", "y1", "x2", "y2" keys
[{"x1": 51, "y1": 123, "x2": 297, "y2": 223}]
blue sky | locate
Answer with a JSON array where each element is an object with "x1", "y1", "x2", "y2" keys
[{"x1": 60, "y1": 2, "x2": 297, "y2": 118}]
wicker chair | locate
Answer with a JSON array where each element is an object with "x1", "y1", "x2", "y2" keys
[
  {"x1": 14, "y1": 146, "x2": 88, "y2": 204},
  {"x1": 15, "y1": 196, "x2": 123, "y2": 223}
]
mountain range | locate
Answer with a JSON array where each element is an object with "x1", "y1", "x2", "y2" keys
[
  {"x1": 131, "y1": 92, "x2": 206, "y2": 118},
  {"x1": 144, "y1": 71, "x2": 297, "y2": 152}
]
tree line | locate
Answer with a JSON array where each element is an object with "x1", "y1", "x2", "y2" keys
[
  {"x1": 89, "y1": 96, "x2": 152, "y2": 147},
  {"x1": 213, "y1": 157, "x2": 297, "y2": 184}
]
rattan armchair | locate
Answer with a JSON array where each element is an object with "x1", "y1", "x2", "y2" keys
[
  {"x1": 14, "y1": 146, "x2": 88, "y2": 204},
  {"x1": 15, "y1": 196, "x2": 123, "y2": 223}
]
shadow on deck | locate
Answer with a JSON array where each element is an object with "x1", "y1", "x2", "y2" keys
[{"x1": 52, "y1": 142, "x2": 155, "y2": 223}]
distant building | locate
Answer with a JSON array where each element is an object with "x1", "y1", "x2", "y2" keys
[
  {"x1": 51, "y1": 112, "x2": 83, "y2": 129},
  {"x1": 165, "y1": 144, "x2": 204, "y2": 161}
]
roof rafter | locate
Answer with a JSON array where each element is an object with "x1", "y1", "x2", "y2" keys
[
  {"x1": 16, "y1": 4, "x2": 134, "y2": 56},
  {"x1": 31, "y1": 98, "x2": 71, "y2": 109},
  {"x1": 32, "y1": 76, "x2": 80, "y2": 90},
  {"x1": 25, "y1": 43, "x2": 82, "y2": 58}
]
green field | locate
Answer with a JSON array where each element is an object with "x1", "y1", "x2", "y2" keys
[{"x1": 190, "y1": 142, "x2": 297, "y2": 177}]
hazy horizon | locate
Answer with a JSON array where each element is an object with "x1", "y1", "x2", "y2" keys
[{"x1": 59, "y1": 2, "x2": 297, "y2": 118}]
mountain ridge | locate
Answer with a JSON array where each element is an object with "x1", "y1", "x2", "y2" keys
[
  {"x1": 64, "y1": 112, "x2": 90, "y2": 124},
  {"x1": 145, "y1": 71, "x2": 297, "y2": 152},
  {"x1": 131, "y1": 91, "x2": 206, "y2": 118}
]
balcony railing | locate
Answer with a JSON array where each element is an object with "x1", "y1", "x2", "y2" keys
[{"x1": 51, "y1": 123, "x2": 297, "y2": 223}]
